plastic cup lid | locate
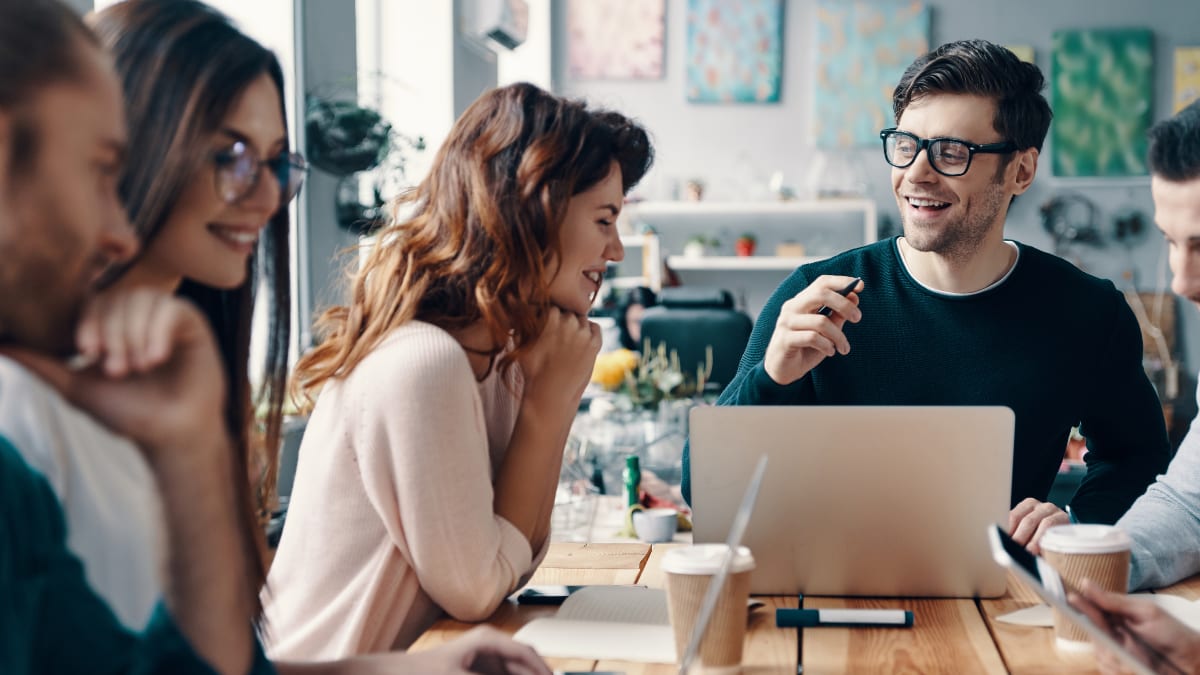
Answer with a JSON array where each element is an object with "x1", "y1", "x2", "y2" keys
[
  {"x1": 661, "y1": 544, "x2": 755, "y2": 575},
  {"x1": 1040, "y1": 524, "x2": 1132, "y2": 554}
]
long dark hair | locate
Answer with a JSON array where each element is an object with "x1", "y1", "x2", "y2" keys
[
  {"x1": 295, "y1": 82, "x2": 653, "y2": 401},
  {"x1": 90, "y1": 0, "x2": 292, "y2": 621}
]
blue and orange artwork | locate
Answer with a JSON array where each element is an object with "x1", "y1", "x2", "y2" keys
[
  {"x1": 686, "y1": 0, "x2": 784, "y2": 104},
  {"x1": 813, "y1": 0, "x2": 929, "y2": 148}
]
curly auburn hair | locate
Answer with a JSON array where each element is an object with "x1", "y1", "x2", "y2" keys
[{"x1": 294, "y1": 82, "x2": 653, "y2": 400}]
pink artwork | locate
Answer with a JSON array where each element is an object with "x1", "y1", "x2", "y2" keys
[{"x1": 568, "y1": 0, "x2": 665, "y2": 80}]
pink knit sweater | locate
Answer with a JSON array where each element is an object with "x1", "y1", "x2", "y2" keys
[{"x1": 263, "y1": 321, "x2": 545, "y2": 658}]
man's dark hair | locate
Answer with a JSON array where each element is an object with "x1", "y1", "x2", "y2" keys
[
  {"x1": 0, "y1": 0, "x2": 97, "y2": 172},
  {"x1": 1147, "y1": 99, "x2": 1200, "y2": 182},
  {"x1": 893, "y1": 39, "x2": 1052, "y2": 153}
]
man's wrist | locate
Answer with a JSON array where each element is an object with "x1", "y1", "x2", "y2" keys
[
  {"x1": 752, "y1": 362, "x2": 804, "y2": 401},
  {"x1": 145, "y1": 427, "x2": 236, "y2": 484}
]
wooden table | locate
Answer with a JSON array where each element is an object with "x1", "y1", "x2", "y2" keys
[
  {"x1": 411, "y1": 542, "x2": 799, "y2": 673},
  {"x1": 410, "y1": 542, "x2": 1200, "y2": 674}
]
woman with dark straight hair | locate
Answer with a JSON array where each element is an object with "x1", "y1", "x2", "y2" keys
[
  {"x1": 266, "y1": 82, "x2": 653, "y2": 657},
  {"x1": 84, "y1": 0, "x2": 299, "y2": 625},
  {"x1": 92, "y1": 0, "x2": 295, "y2": 518}
]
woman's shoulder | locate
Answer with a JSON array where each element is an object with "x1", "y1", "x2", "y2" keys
[{"x1": 341, "y1": 321, "x2": 476, "y2": 392}]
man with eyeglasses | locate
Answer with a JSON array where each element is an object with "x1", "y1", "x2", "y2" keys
[{"x1": 683, "y1": 39, "x2": 1169, "y2": 553}]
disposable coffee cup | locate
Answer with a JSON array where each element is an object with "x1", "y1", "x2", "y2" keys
[
  {"x1": 1039, "y1": 524, "x2": 1131, "y2": 652},
  {"x1": 661, "y1": 544, "x2": 755, "y2": 673}
]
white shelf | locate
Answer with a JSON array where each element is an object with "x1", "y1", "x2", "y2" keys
[
  {"x1": 629, "y1": 199, "x2": 878, "y2": 249},
  {"x1": 667, "y1": 255, "x2": 827, "y2": 271},
  {"x1": 631, "y1": 198, "x2": 876, "y2": 216}
]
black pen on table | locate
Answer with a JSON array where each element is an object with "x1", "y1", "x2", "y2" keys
[
  {"x1": 776, "y1": 607, "x2": 914, "y2": 628},
  {"x1": 815, "y1": 277, "x2": 862, "y2": 317}
]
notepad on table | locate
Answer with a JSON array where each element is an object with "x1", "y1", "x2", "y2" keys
[{"x1": 512, "y1": 586, "x2": 676, "y2": 663}]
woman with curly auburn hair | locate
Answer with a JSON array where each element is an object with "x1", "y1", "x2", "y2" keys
[{"x1": 264, "y1": 82, "x2": 653, "y2": 658}]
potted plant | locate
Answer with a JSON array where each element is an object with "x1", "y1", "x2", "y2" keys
[
  {"x1": 735, "y1": 233, "x2": 757, "y2": 257},
  {"x1": 683, "y1": 235, "x2": 719, "y2": 258},
  {"x1": 305, "y1": 94, "x2": 424, "y2": 235}
]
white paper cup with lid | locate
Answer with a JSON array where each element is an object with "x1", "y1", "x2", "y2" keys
[{"x1": 661, "y1": 544, "x2": 755, "y2": 672}]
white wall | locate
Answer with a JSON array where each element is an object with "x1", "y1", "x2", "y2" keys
[{"x1": 555, "y1": 0, "x2": 1200, "y2": 374}]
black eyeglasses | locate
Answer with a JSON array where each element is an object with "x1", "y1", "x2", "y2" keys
[
  {"x1": 213, "y1": 140, "x2": 308, "y2": 205},
  {"x1": 879, "y1": 128, "x2": 1017, "y2": 177}
]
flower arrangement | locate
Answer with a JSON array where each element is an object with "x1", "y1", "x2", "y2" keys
[{"x1": 591, "y1": 341, "x2": 713, "y2": 410}]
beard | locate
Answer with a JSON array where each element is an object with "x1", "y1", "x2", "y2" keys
[
  {"x1": 900, "y1": 178, "x2": 1008, "y2": 263},
  {"x1": 0, "y1": 175, "x2": 95, "y2": 357}
]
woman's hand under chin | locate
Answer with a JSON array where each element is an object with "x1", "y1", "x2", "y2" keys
[{"x1": 518, "y1": 306, "x2": 600, "y2": 417}]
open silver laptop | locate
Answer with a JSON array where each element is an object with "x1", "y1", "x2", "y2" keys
[{"x1": 689, "y1": 406, "x2": 1014, "y2": 598}]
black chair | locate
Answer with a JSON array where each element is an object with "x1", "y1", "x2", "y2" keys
[{"x1": 638, "y1": 287, "x2": 753, "y2": 390}]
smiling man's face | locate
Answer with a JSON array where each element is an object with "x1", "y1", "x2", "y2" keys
[
  {"x1": 0, "y1": 39, "x2": 136, "y2": 355},
  {"x1": 891, "y1": 93, "x2": 1026, "y2": 260}
]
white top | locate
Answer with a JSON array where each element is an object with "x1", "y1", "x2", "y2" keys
[
  {"x1": 263, "y1": 321, "x2": 547, "y2": 658},
  {"x1": 0, "y1": 355, "x2": 165, "y2": 629},
  {"x1": 895, "y1": 238, "x2": 1021, "y2": 296},
  {"x1": 661, "y1": 544, "x2": 756, "y2": 575},
  {"x1": 1040, "y1": 524, "x2": 1132, "y2": 555}
]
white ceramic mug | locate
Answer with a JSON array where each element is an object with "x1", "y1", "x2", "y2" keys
[{"x1": 632, "y1": 507, "x2": 678, "y2": 543}]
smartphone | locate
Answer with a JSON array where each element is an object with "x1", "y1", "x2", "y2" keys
[
  {"x1": 987, "y1": 525, "x2": 1160, "y2": 675},
  {"x1": 513, "y1": 585, "x2": 584, "y2": 605}
]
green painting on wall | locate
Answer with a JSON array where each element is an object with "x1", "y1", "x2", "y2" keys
[{"x1": 1051, "y1": 29, "x2": 1153, "y2": 177}]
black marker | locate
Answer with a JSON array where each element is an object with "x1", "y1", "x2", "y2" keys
[
  {"x1": 816, "y1": 277, "x2": 862, "y2": 317},
  {"x1": 776, "y1": 608, "x2": 913, "y2": 628}
]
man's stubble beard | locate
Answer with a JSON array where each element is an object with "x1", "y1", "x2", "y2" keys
[{"x1": 900, "y1": 169, "x2": 1010, "y2": 264}]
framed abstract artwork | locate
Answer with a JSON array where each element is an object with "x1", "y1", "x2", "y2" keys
[
  {"x1": 567, "y1": 0, "x2": 665, "y2": 80},
  {"x1": 1006, "y1": 45, "x2": 1035, "y2": 64},
  {"x1": 813, "y1": 0, "x2": 930, "y2": 148},
  {"x1": 1051, "y1": 29, "x2": 1154, "y2": 177},
  {"x1": 1175, "y1": 47, "x2": 1200, "y2": 113},
  {"x1": 685, "y1": 0, "x2": 784, "y2": 103}
]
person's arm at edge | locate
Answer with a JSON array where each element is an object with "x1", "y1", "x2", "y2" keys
[
  {"x1": 495, "y1": 310, "x2": 599, "y2": 557},
  {"x1": 147, "y1": 429, "x2": 258, "y2": 674},
  {"x1": 272, "y1": 626, "x2": 551, "y2": 675},
  {"x1": 1071, "y1": 290, "x2": 1171, "y2": 525},
  {"x1": 494, "y1": 391, "x2": 571, "y2": 556},
  {"x1": 1118, "y1": 390, "x2": 1200, "y2": 590}
]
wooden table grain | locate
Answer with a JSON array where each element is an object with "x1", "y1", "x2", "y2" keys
[
  {"x1": 410, "y1": 542, "x2": 1200, "y2": 673},
  {"x1": 802, "y1": 595, "x2": 1007, "y2": 674},
  {"x1": 979, "y1": 570, "x2": 1101, "y2": 675},
  {"x1": 408, "y1": 540, "x2": 797, "y2": 673}
]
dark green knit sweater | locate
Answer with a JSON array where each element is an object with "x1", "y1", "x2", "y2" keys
[
  {"x1": 0, "y1": 434, "x2": 274, "y2": 674},
  {"x1": 682, "y1": 238, "x2": 1170, "y2": 524}
]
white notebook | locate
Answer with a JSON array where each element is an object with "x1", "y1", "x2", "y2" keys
[{"x1": 512, "y1": 586, "x2": 676, "y2": 663}]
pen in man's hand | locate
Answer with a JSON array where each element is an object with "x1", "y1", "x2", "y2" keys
[{"x1": 816, "y1": 277, "x2": 862, "y2": 317}]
